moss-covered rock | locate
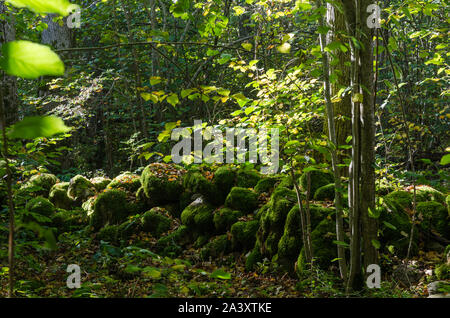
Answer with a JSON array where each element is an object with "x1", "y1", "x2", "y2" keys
[
  {"x1": 194, "y1": 235, "x2": 209, "y2": 248},
  {"x1": 413, "y1": 185, "x2": 446, "y2": 204},
  {"x1": 67, "y1": 175, "x2": 96, "y2": 204},
  {"x1": 108, "y1": 172, "x2": 141, "y2": 192},
  {"x1": 313, "y1": 183, "x2": 335, "y2": 201},
  {"x1": 90, "y1": 177, "x2": 112, "y2": 192},
  {"x1": 225, "y1": 187, "x2": 259, "y2": 214},
  {"x1": 230, "y1": 220, "x2": 259, "y2": 251},
  {"x1": 26, "y1": 196, "x2": 55, "y2": 216},
  {"x1": 245, "y1": 243, "x2": 263, "y2": 272},
  {"x1": 180, "y1": 197, "x2": 215, "y2": 233},
  {"x1": 97, "y1": 224, "x2": 120, "y2": 244},
  {"x1": 254, "y1": 176, "x2": 280, "y2": 194},
  {"x1": 183, "y1": 168, "x2": 219, "y2": 204},
  {"x1": 50, "y1": 209, "x2": 88, "y2": 233},
  {"x1": 200, "y1": 235, "x2": 232, "y2": 259},
  {"x1": 213, "y1": 208, "x2": 242, "y2": 233},
  {"x1": 97, "y1": 218, "x2": 142, "y2": 245},
  {"x1": 212, "y1": 166, "x2": 236, "y2": 195},
  {"x1": 299, "y1": 170, "x2": 333, "y2": 198},
  {"x1": 155, "y1": 225, "x2": 190, "y2": 257},
  {"x1": 89, "y1": 189, "x2": 130, "y2": 230},
  {"x1": 277, "y1": 206, "x2": 303, "y2": 268},
  {"x1": 23, "y1": 173, "x2": 59, "y2": 197},
  {"x1": 81, "y1": 196, "x2": 96, "y2": 216},
  {"x1": 141, "y1": 163, "x2": 184, "y2": 204},
  {"x1": 236, "y1": 169, "x2": 261, "y2": 188},
  {"x1": 48, "y1": 182, "x2": 73, "y2": 210},
  {"x1": 141, "y1": 208, "x2": 172, "y2": 238},
  {"x1": 435, "y1": 263, "x2": 450, "y2": 280},
  {"x1": 416, "y1": 201, "x2": 449, "y2": 238},
  {"x1": 296, "y1": 217, "x2": 337, "y2": 275},
  {"x1": 384, "y1": 190, "x2": 413, "y2": 213}
]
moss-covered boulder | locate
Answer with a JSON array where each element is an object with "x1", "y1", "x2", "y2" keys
[
  {"x1": 313, "y1": 183, "x2": 335, "y2": 201},
  {"x1": 51, "y1": 209, "x2": 88, "y2": 233},
  {"x1": 155, "y1": 225, "x2": 191, "y2": 257},
  {"x1": 413, "y1": 185, "x2": 446, "y2": 204},
  {"x1": 108, "y1": 172, "x2": 141, "y2": 192},
  {"x1": 212, "y1": 166, "x2": 236, "y2": 195},
  {"x1": 416, "y1": 201, "x2": 449, "y2": 238},
  {"x1": 141, "y1": 163, "x2": 185, "y2": 204},
  {"x1": 299, "y1": 170, "x2": 333, "y2": 198},
  {"x1": 213, "y1": 208, "x2": 241, "y2": 233},
  {"x1": 446, "y1": 195, "x2": 450, "y2": 216},
  {"x1": 296, "y1": 217, "x2": 337, "y2": 276},
  {"x1": 89, "y1": 189, "x2": 130, "y2": 230},
  {"x1": 435, "y1": 264, "x2": 450, "y2": 280},
  {"x1": 254, "y1": 176, "x2": 280, "y2": 194},
  {"x1": 231, "y1": 220, "x2": 259, "y2": 251},
  {"x1": 180, "y1": 197, "x2": 215, "y2": 234},
  {"x1": 48, "y1": 182, "x2": 73, "y2": 210},
  {"x1": 200, "y1": 234, "x2": 232, "y2": 260},
  {"x1": 277, "y1": 206, "x2": 303, "y2": 269},
  {"x1": 183, "y1": 168, "x2": 219, "y2": 204},
  {"x1": 23, "y1": 173, "x2": 59, "y2": 197},
  {"x1": 225, "y1": 187, "x2": 259, "y2": 214},
  {"x1": 256, "y1": 185, "x2": 297, "y2": 258},
  {"x1": 141, "y1": 208, "x2": 172, "y2": 238},
  {"x1": 25, "y1": 196, "x2": 55, "y2": 222},
  {"x1": 90, "y1": 177, "x2": 112, "y2": 192},
  {"x1": 67, "y1": 175, "x2": 96, "y2": 204},
  {"x1": 236, "y1": 169, "x2": 261, "y2": 188},
  {"x1": 245, "y1": 242, "x2": 263, "y2": 272},
  {"x1": 384, "y1": 190, "x2": 413, "y2": 213},
  {"x1": 82, "y1": 196, "x2": 96, "y2": 216}
]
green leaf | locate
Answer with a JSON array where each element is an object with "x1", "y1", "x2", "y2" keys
[
  {"x1": 368, "y1": 207, "x2": 381, "y2": 219},
  {"x1": 6, "y1": 0, "x2": 79, "y2": 16},
  {"x1": 210, "y1": 269, "x2": 232, "y2": 280},
  {"x1": 9, "y1": 116, "x2": 71, "y2": 140},
  {"x1": 142, "y1": 266, "x2": 162, "y2": 279},
  {"x1": 371, "y1": 239, "x2": 381, "y2": 249},
  {"x1": 383, "y1": 221, "x2": 397, "y2": 230},
  {"x1": 167, "y1": 93, "x2": 179, "y2": 107},
  {"x1": 333, "y1": 240, "x2": 350, "y2": 248},
  {"x1": 241, "y1": 42, "x2": 253, "y2": 51},
  {"x1": 0, "y1": 40, "x2": 64, "y2": 79},
  {"x1": 440, "y1": 154, "x2": 450, "y2": 166},
  {"x1": 277, "y1": 43, "x2": 291, "y2": 54}
]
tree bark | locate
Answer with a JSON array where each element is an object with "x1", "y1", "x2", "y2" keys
[{"x1": 0, "y1": 2, "x2": 18, "y2": 126}]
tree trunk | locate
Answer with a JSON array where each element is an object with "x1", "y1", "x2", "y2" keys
[{"x1": 0, "y1": 2, "x2": 18, "y2": 126}]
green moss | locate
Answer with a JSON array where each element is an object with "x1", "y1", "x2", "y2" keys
[
  {"x1": 194, "y1": 235, "x2": 209, "y2": 248},
  {"x1": 230, "y1": 220, "x2": 259, "y2": 251},
  {"x1": 435, "y1": 264, "x2": 450, "y2": 280},
  {"x1": 90, "y1": 177, "x2": 112, "y2": 192},
  {"x1": 309, "y1": 204, "x2": 335, "y2": 229},
  {"x1": 117, "y1": 219, "x2": 142, "y2": 241},
  {"x1": 90, "y1": 189, "x2": 130, "y2": 230},
  {"x1": 200, "y1": 235, "x2": 232, "y2": 259},
  {"x1": 67, "y1": 175, "x2": 96, "y2": 204},
  {"x1": 225, "y1": 187, "x2": 259, "y2": 214},
  {"x1": 296, "y1": 218, "x2": 337, "y2": 276},
  {"x1": 236, "y1": 169, "x2": 261, "y2": 188},
  {"x1": 245, "y1": 244, "x2": 263, "y2": 272},
  {"x1": 299, "y1": 170, "x2": 333, "y2": 198},
  {"x1": 108, "y1": 172, "x2": 141, "y2": 192},
  {"x1": 51, "y1": 209, "x2": 87, "y2": 233},
  {"x1": 141, "y1": 164, "x2": 184, "y2": 204},
  {"x1": 141, "y1": 208, "x2": 172, "y2": 237},
  {"x1": 384, "y1": 191, "x2": 413, "y2": 213},
  {"x1": 23, "y1": 173, "x2": 59, "y2": 197},
  {"x1": 156, "y1": 225, "x2": 190, "y2": 256},
  {"x1": 416, "y1": 201, "x2": 449, "y2": 238},
  {"x1": 277, "y1": 206, "x2": 303, "y2": 265},
  {"x1": 414, "y1": 185, "x2": 446, "y2": 204},
  {"x1": 254, "y1": 176, "x2": 280, "y2": 194},
  {"x1": 446, "y1": 195, "x2": 450, "y2": 216},
  {"x1": 26, "y1": 196, "x2": 55, "y2": 219},
  {"x1": 213, "y1": 208, "x2": 242, "y2": 233},
  {"x1": 48, "y1": 182, "x2": 73, "y2": 210},
  {"x1": 313, "y1": 183, "x2": 335, "y2": 201},
  {"x1": 97, "y1": 224, "x2": 120, "y2": 244},
  {"x1": 212, "y1": 166, "x2": 236, "y2": 195},
  {"x1": 82, "y1": 196, "x2": 96, "y2": 216},
  {"x1": 183, "y1": 168, "x2": 219, "y2": 204},
  {"x1": 180, "y1": 199, "x2": 215, "y2": 233}
]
